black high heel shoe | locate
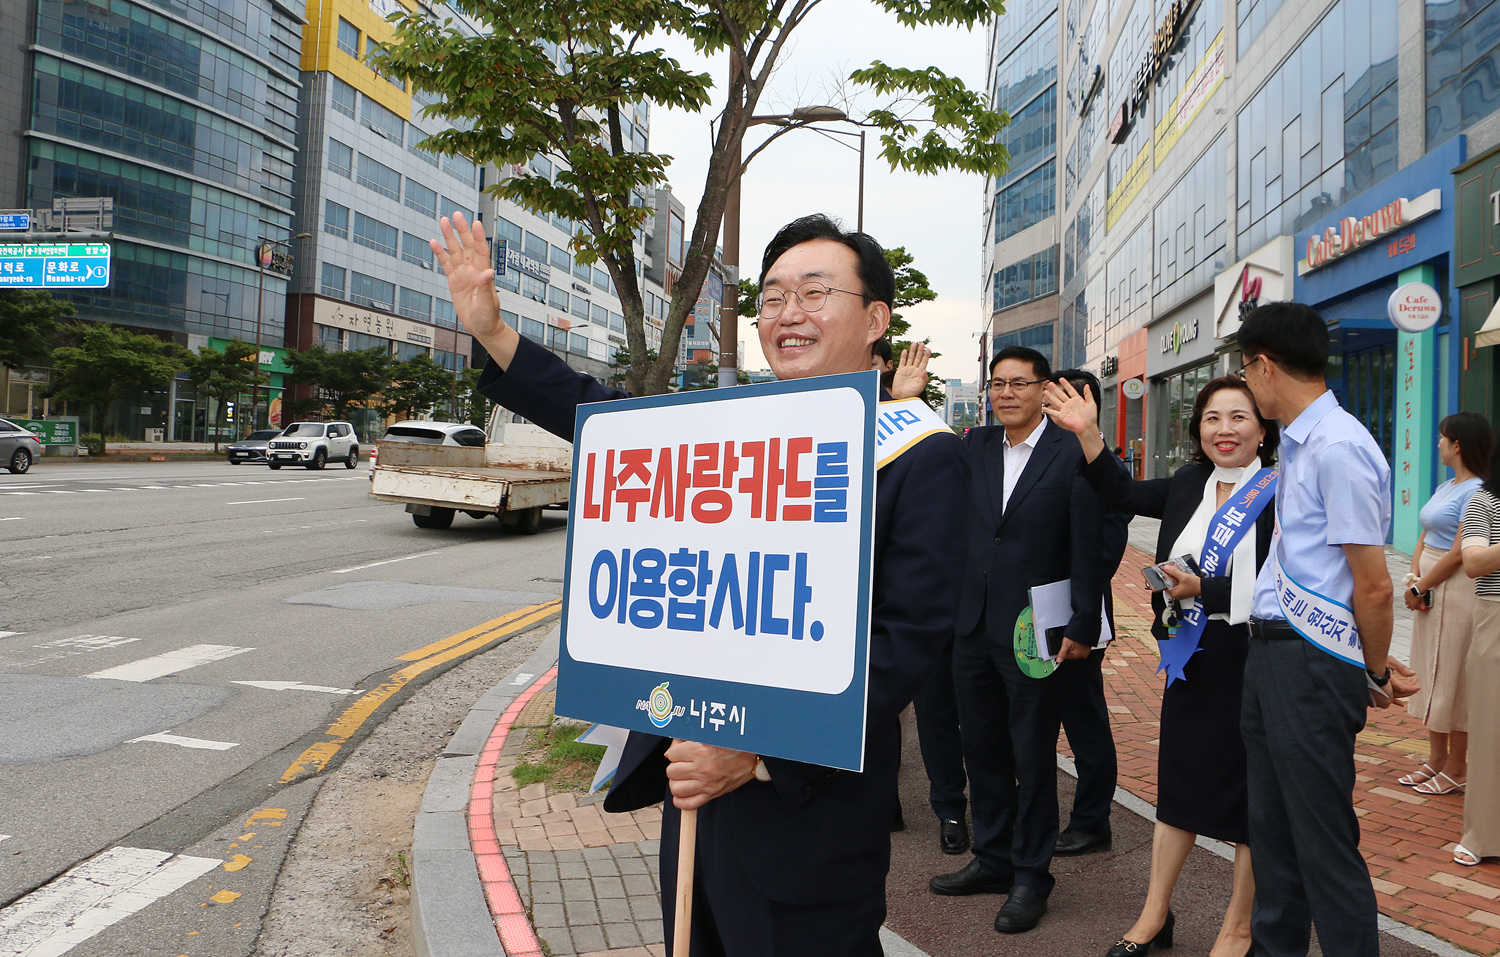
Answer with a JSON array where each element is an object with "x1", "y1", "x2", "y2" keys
[{"x1": 1105, "y1": 910, "x2": 1174, "y2": 956}]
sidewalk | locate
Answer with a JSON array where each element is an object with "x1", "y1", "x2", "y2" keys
[{"x1": 414, "y1": 517, "x2": 1499, "y2": 957}]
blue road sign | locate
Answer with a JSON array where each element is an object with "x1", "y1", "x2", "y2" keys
[
  {"x1": 0, "y1": 243, "x2": 111, "y2": 288},
  {"x1": 0, "y1": 214, "x2": 31, "y2": 230}
]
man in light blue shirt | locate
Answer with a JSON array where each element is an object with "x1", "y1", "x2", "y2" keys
[{"x1": 1236, "y1": 301, "x2": 1418, "y2": 957}]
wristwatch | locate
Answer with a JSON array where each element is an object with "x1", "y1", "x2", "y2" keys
[
  {"x1": 753, "y1": 757, "x2": 772, "y2": 782},
  {"x1": 1409, "y1": 585, "x2": 1424, "y2": 597},
  {"x1": 1367, "y1": 667, "x2": 1391, "y2": 687}
]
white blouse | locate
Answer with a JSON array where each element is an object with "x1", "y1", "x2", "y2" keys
[{"x1": 1166, "y1": 464, "x2": 1261, "y2": 626}]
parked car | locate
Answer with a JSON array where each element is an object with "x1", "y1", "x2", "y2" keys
[
  {"x1": 369, "y1": 421, "x2": 487, "y2": 479},
  {"x1": 225, "y1": 430, "x2": 282, "y2": 465},
  {"x1": 0, "y1": 418, "x2": 43, "y2": 474},
  {"x1": 266, "y1": 421, "x2": 359, "y2": 470}
]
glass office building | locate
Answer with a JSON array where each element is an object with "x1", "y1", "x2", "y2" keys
[{"x1": 12, "y1": 0, "x2": 305, "y2": 440}]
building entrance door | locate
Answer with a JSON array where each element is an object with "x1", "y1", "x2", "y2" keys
[
  {"x1": 174, "y1": 399, "x2": 197, "y2": 444},
  {"x1": 1343, "y1": 342, "x2": 1396, "y2": 467}
]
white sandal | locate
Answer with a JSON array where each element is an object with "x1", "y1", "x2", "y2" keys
[
  {"x1": 1414, "y1": 772, "x2": 1466, "y2": 796},
  {"x1": 1455, "y1": 844, "x2": 1481, "y2": 867},
  {"x1": 1399, "y1": 763, "x2": 1438, "y2": 787}
]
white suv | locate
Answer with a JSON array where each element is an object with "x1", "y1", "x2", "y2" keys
[{"x1": 267, "y1": 421, "x2": 359, "y2": 470}]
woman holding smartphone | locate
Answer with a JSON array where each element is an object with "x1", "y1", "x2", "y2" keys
[
  {"x1": 1044, "y1": 376, "x2": 1278, "y2": 957},
  {"x1": 1398, "y1": 413, "x2": 1490, "y2": 796}
]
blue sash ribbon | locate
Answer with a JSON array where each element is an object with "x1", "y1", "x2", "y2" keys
[{"x1": 1158, "y1": 468, "x2": 1278, "y2": 684}]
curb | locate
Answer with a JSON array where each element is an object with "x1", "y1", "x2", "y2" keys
[{"x1": 412, "y1": 629, "x2": 559, "y2": 957}]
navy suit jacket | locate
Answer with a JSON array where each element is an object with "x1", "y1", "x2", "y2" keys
[
  {"x1": 954, "y1": 418, "x2": 1111, "y2": 649},
  {"x1": 478, "y1": 336, "x2": 970, "y2": 905}
]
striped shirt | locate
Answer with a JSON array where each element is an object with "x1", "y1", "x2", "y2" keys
[{"x1": 1461, "y1": 489, "x2": 1500, "y2": 599}]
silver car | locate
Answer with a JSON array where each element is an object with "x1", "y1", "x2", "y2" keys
[
  {"x1": 0, "y1": 418, "x2": 43, "y2": 474},
  {"x1": 226, "y1": 429, "x2": 282, "y2": 464}
]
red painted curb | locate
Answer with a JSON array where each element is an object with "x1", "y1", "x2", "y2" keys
[{"x1": 469, "y1": 665, "x2": 559, "y2": 957}]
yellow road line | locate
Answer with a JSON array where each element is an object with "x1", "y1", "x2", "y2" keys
[{"x1": 278, "y1": 598, "x2": 562, "y2": 784}]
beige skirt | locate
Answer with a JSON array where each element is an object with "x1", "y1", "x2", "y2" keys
[
  {"x1": 1408, "y1": 548, "x2": 1478, "y2": 732},
  {"x1": 1462, "y1": 598, "x2": 1500, "y2": 857}
]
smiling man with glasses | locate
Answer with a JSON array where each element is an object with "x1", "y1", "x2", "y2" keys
[
  {"x1": 430, "y1": 210, "x2": 968, "y2": 956},
  {"x1": 930, "y1": 344, "x2": 1115, "y2": 935}
]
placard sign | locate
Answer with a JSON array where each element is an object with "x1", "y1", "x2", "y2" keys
[
  {"x1": 1387, "y1": 282, "x2": 1442, "y2": 333},
  {"x1": 556, "y1": 372, "x2": 878, "y2": 771}
]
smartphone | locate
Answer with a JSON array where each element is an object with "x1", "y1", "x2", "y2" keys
[{"x1": 1142, "y1": 553, "x2": 1202, "y2": 591}]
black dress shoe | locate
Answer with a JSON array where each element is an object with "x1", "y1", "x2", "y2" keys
[
  {"x1": 1105, "y1": 909, "x2": 1174, "y2": 956},
  {"x1": 993, "y1": 885, "x2": 1048, "y2": 933},
  {"x1": 929, "y1": 858, "x2": 1011, "y2": 896},
  {"x1": 939, "y1": 818, "x2": 970, "y2": 855},
  {"x1": 1055, "y1": 828, "x2": 1112, "y2": 856}
]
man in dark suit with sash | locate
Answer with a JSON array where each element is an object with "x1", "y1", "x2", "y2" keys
[
  {"x1": 430, "y1": 211, "x2": 968, "y2": 956},
  {"x1": 930, "y1": 345, "x2": 1111, "y2": 934}
]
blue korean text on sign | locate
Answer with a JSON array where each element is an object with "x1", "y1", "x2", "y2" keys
[
  {"x1": 556, "y1": 371, "x2": 879, "y2": 771},
  {"x1": 0, "y1": 214, "x2": 30, "y2": 230},
  {"x1": 0, "y1": 243, "x2": 111, "y2": 288}
]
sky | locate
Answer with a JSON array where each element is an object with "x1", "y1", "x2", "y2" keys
[{"x1": 645, "y1": 4, "x2": 991, "y2": 383}]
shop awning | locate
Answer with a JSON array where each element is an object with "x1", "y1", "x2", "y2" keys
[{"x1": 1478, "y1": 299, "x2": 1500, "y2": 349}]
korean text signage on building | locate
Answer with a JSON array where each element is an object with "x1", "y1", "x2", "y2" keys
[
  {"x1": 312, "y1": 297, "x2": 435, "y2": 346},
  {"x1": 1298, "y1": 189, "x2": 1441, "y2": 274},
  {"x1": 15, "y1": 418, "x2": 78, "y2": 446},
  {"x1": 0, "y1": 243, "x2": 111, "y2": 288},
  {"x1": 556, "y1": 373, "x2": 878, "y2": 771},
  {"x1": 1110, "y1": 0, "x2": 1191, "y2": 143},
  {"x1": 494, "y1": 239, "x2": 551, "y2": 283}
]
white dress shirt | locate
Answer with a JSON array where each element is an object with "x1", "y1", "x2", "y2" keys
[{"x1": 1001, "y1": 417, "x2": 1048, "y2": 513}]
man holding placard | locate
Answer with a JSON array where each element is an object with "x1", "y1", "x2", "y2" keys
[{"x1": 431, "y1": 212, "x2": 969, "y2": 955}]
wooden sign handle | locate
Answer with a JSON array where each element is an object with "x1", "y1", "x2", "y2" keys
[{"x1": 672, "y1": 807, "x2": 698, "y2": 957}]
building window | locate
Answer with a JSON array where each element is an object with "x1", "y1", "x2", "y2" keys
[
  {"x1": 548, "y1": 285, "x2": 570, "y2": 312},
  {"x1": 495, "y1": 217, "x2": 523, "y2": 248},
  {"x1": 439, "y1": 196, "x2": 474, "y2": 225},
  {"x1": 337, "y1": 17, "x2": 361, "y2": 58},
  {"x1": 401, "y1": 232, "x2": 434, "y2": 268},
  {"x1": 521, "y1": 274, "x2": 547, "y2": 303},
  {"x1": 993, "y1": 162, "x2": 1055, "y2": 243},
  {"x1": 591, "y1": 303, "x2": 608, "y2": 324},
  {"x1": 330, "y1": 76, "x2": 357, "y2": 119},
  {"x1": 992, "y1": 247, "x2": 1059, "y2": 312},
  {"x1": 347, "y1": 331, "x2": 390, "y2": 353},
  {"x1": 352, "y1": 212, "x2": 398, "y2": 257},
  {"x1": 496, "y1": 268, "x2": 519, "y2": 292},
  {"x1": 668, "y1": 210, "x2": 685, "y2": 267},
  {"x1": 363, "y1": 39, "x2": 404, "y2": 90},
  {"x1": 399, "y1": 287, "x2": 432, "y2": 321},
  {"x1": 550, "y1": 244, "x2": 571, "y2": 273},
  {"x1": 550, "y1": 326, "x2": 569, "y2": 350},
  {"x1": 1153, "y1": 136, "x2": 1228, "y2": 308},
  {"x1": 408, "y1": 125, "x2": 440, "y2": 167},
  {"x1": 571, "y1": 295, "x2": 590, "y2": 320},
  {"x1": 357, "y1": 153, "x2": 402, "y2": 201},
  {"x1": 519, "y1": 316, "x2": 546, "y2": 340},
  {"x1": 1427, "y1": 0, "x2": 1500, "y2": 149},
  {"x1": 324, "y1": 199, "x2": 349, "y2": 239},
  {"x1": 593, "y1": 267, "x2": 610, "y2": 292},
  {"x1": 569, "y1": 332, "x2": 589, "y2": 356},
  {"x1": 349, "y1": 272, "x2": 397, "y2": 311},
  {"x1": 434, "y1": 298, "x2": 456, "y2": 328},
  {"x1": 321, "y1": 262, "x2": 346, "y2": 298},
  {"x1": 360, "y1": 95, "x2": 404, "y2": 144},
  {"x1": 327, "y1": 138, "x2": 353, "y2": 178},
  {"x1": 404, "y1": 179, "x2": 437, "y2": 218},
  {"x1": 317, "y1": 324, "x2": 344, "y2": 350},
  {"x1": 523, "y1": 231, "x2": 548, "y2": 262},
  {"x1": 609, "y1": 312, "x2": 624, "y2": 333},
  {"x1": 443, "y1": 151, "x2": 476, "y2": 187}
]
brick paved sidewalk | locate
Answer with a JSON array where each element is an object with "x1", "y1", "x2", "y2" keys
[{"x1": 1099, "y1": 544, "x2": 1500, "y2": 955}]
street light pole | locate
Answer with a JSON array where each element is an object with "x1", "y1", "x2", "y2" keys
[{"x1": 718, "y1": 105, "x2": 864, "y2": 389}]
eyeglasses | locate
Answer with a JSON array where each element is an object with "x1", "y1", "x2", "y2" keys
[
  {"x1": 757, "y1": 280, "x2": 866, "y2": 319},
  {"x1": 1236, "y1": 354, "x2": 1266, "y2": 379},
  {"x1": 988, "y1": 377, "x2": 1046, "y2": 393}
]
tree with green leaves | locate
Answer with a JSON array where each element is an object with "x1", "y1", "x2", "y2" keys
[
  {"x1": 383, "y1": 353, "x2": 459, "y2": 420},
  {"x1": 44, "y1": 322, "x2": 184, "y2": 453},
  {"x1": 452, "y1": 365, "x2": 491, "y2": 426},
  {"x1": 185, "y1": 339, "x2": 258, "y2": 452},
  {"x1": 381, "y1": 0, "x2": 1008, "y2": 396},
  {"x1": 0, "y1": 289, "x2": 73, "y2": 370},
  {"x1": 283, "y1": 346, "x2": 393, "y2": 421}
]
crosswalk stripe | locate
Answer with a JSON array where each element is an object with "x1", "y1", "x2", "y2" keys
[
  {"x1": 126, "y1": 732, "x2": 239, "y2": 750},
  {"x1": 85, "y1": 644, "x2": 253, "y2": 682}
]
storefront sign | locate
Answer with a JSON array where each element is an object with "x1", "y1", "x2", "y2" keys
[
  {"x1": 1100, "y1": 355, "x2": 1119, "y2": 377},
  {"x1": 1298, "y1": 189, "x2": 1441, "y2": 275},
  {"x1": 1393, "y1": 266, "x2": 1438, "y2": 553},
  {"x1": 1214, "y1": 237, "x2": 1293, "y2": 339},
  {"x1": 1387, "y1": 282, "x2": 1442, "y2": 333},
  {"x1": 1160, "y1": 318, "x2": 1200, "y2": 354},
  {"x1": 494, "y1": 239, "x2": 551, "y2": 283},
  {"x1": 313, "y1": 297, "x2": 436, "y2": 347},
  {"x1": 1122, "y1": 377, "x2": 1146, "y2": 399},
  {"x1": 14, "y1": 418, "x2": 78, "y2": 446},
  {"x1": 1111, "y1": 0, "x2": 1194, "y2": 144},
  {"x1": 1079, "y1": 65, "x2": 1105, "y2": 118}
]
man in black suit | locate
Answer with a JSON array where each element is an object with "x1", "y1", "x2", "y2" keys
[
  {"x1": 1051, "y1": 370, "x2": 1130, "y2": 858},
  {"x1": 431, "y1": 211, "x2": 968, "y2": 956},
  {"x1": 930, "y1": 346, "x2": 1112, "y2": 934}
]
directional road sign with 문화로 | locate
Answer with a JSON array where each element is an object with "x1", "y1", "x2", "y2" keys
[{"x1": 0, "y1": 242, "x2": 111, "y2": 288}]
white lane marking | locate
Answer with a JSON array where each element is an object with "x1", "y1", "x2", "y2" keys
[
  {"x1": 233, "y1": 680, "x2": 361, "y2": 695},
  {"x1": 0, "y1": 632, "x2": 23, "y2": 639},
  {"x1": 36, "y1": 635, "x2": 138, "y2": 650},
  {"x1": 0, "y1": 846, "x2": 219, "y2": 957},
  {"x1": 1, "y1": 491, "x2": 38, "y2": 496},
  {"x1": 332, "y1": 550, "x2": 442, "y2": 575},
  {"x1": 224, "y1": 497, "x2": 305, "y2": 506},
  {"x1": 126, "y1": 732, "x2": 239, "y2": 750},
  {"x1": 0, "y1": 484, "x2": 58, "y2": 490},
  {"x1": 0, "y1": 517, "x2": 23, "y2": 521},
  {"x1": 42, "y1": 490, "x2": 75, "y2": 494},
  {"x1": 85, "y1": 644, "x2": 253, "y2": 682},
  {"x1": 0, "y1": 834, "x2": 9, "y2": 843}
]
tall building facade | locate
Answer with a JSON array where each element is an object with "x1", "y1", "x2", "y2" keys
[
  {"x1": 6, "y1": 0, "x2": 305, "y2": 439},
  {"x1": 283, "y1": 0, "x2": 480, "y2": 438},
  {"x1": 984, "y1": 0, "x2": 1500, "y2": 546}
]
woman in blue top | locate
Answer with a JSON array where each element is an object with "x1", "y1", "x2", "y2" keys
[{"x1": 1399, "y1": 413, "x2": 1492, "y2": 796}]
